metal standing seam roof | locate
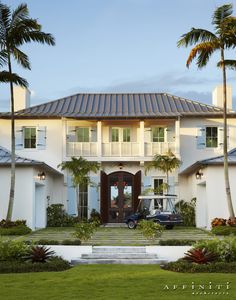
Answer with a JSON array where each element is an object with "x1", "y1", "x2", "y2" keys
[
  {"x1": 0, "y1": 146, "x2": 62, "y2": 175},
  {"x1": 1, "y1": 92, "x2": 234, "y2": 119},
  {"x1": 180, "y1": 148, "x2": 236, "y2": 175}
]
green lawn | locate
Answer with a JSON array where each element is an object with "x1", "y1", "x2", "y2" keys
[{"x1": 0, "y1": 265, "x2": 235, "y2": 300}]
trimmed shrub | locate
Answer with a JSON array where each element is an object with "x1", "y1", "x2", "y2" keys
[
  {"x1": 138, "y1": 220, "x2": 163, "y2": 240},
  {"x1": 193, "y1": 238, "x2": 236, "y2": 262},
  {"x1": 36, "y1": 239, "x2": 59, "y2": 245},
  {"x1": 161, "y1": 259, "x2": 236, "y2": 273},
  {"x1": 61, "y1": 239, "x2": 81, "y2": 245},
  {"x1": 47, "y1": 204, "x2": 78, "y2": 227},
  {"x1": 0, "y1": 239, "x2": 29, "y2": 261},
  {"x1": 73, "y1": 221, "x2": 97, "y2": 242},
  {"x1": 175, "y1": 198, "x2": 196, "y2": 226},
  {"x1": 0, "y1": 219, "x2": 27, "y2": 228},
  {"x1": 211, "y1": 225, "x2": 236, "y2": 236},
  {"x1": 0, "y1": 225, "x2": 31, "y2": 235},
  {"x1": 0, "y1": 257, "x2": 71, "y2": 273},
  {"x1": 159, "y1": 239, "x2": 199, "y2": 246}
]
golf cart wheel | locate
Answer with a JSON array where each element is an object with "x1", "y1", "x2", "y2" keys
[
  {"x1": 127, "y1": 220, "x2": 136, "y2": 229},
  {"x1": 165, "y1": 225, "x2": 174, "y2": 230}
]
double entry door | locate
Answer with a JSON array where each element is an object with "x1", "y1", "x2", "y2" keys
[{"x1": 100, "y1": 170, "x2": 141, "y2": 223}]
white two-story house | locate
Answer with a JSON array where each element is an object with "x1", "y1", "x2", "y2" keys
[{"x1": 1, "y1": 86, "x2": 236, "y2": 229}]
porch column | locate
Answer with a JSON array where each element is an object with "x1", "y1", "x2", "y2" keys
[
  {"x1": 97, "y1": 121, "x2": 102, "y2": 159},
  {"x1": 62, "y1": 117, "x2": 67, "y2": 162},
  {"x1": 175, "y1": 117, "x2": 180, "y2": 158},
  {"x1": 140, "y1": 120, "x2": 145, "y2": 158}
]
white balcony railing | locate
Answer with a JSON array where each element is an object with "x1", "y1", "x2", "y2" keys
[
  {"x1": 102, "y1": 142, "x2": 139, "y2": 157},
  {"x1": 145, "y1": 142, "x2": 175, "y2": 156},
  {"x1": 66, "y1": 142, "x2": 97, "y2": 157},
  {"x1": 66, "y1": 142, "x2": 176, "y2": 158}
]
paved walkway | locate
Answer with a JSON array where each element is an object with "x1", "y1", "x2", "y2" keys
[{"x1": 23, "y1": 226, "x2": 212, "y2": 246}]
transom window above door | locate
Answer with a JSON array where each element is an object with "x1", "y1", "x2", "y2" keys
[
  {"x1": 152, "y1": 127, "x2": 165, "y2": 142},
  {"x1": 111, "y1": 127, "x2": 131, "y2": 142}
]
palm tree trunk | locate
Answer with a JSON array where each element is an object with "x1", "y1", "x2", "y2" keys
[
  {"x1": 221, "y1": 48, "x2": 235, "y2": 218},
  {"x1": 6, "y1": 53, "x2": 16, "y2": 221}
]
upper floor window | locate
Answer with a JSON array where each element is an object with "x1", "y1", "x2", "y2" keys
[
  {"x1": 77, "y1": 127, "x2": 89, "y2": 142},
  {"x1": 206, "y1": 126, "x2": 218, "y2": 148},
  {"x1": 24, "y1": 127, "x2": 36, "y2": 149},
  {"x1": 123, "y1": 128, "x2": 131, "y2": 142},
  {"x1": 154, "y1": 178, "x2": 164, "y2": 195},
  {"x1": 152, "y1": 127, "x2": 165, "y2": 142},
  {"x1": 111, "y1": 127, "x2": 131, "y2": 142},
  {"x1": 112, "y1": 128, "x2": 119, "y2": 142}
]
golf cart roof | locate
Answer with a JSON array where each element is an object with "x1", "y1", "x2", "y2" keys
[{"x1": 138, "y1": 194, "x2": 177, "y2": 200}]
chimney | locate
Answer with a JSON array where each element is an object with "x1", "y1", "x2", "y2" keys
[
  {"x1": 12, "y1": 86, "x2": 31, "y2": 112},
  {"x1": 212, "y1": 85, "x2": 232, "y2": 110}
]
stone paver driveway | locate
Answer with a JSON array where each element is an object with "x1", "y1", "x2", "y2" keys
[{"x1": 22, "y1": 226, "x2": 212, "y2": 246}]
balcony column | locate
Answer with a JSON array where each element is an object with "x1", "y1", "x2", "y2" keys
[
  {"x1": 175, "y1": 117, "x2": 180, "y2": 158},
  {"x1": 140, "y1": 120, "x2": 145, "y2": 158},
  {"x1": 62, "y1": 117, "x2": 67, "y2": 161},
  {"x1": 97, "y1": 121, "x2": 102, "y2": 159}
]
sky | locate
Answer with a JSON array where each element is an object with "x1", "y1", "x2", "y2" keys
[{"x1": 1, "y1": 0, "x2": 236, "y2": 111}]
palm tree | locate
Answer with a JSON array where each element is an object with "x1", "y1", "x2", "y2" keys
[
  {"x1": 145, "y1": 150, "x2": 181, "y2": 194},
  {"x1": 0, "y1": 3, "x2": 55, "y2": 220},
  {"x1": 59, "y1": 157, "x2": 100, "y2": 187},
  {"x1": 177, "y1": 4, "x2": 236, "y2": 218}
]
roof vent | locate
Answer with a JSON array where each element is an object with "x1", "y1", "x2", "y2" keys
[{"x1": 212, "y1": 85, "x2": 232, "y2": 110}]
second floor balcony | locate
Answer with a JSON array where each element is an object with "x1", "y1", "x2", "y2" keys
[{"x1": 64, "y1": 120, "x2": 180, "y2": 160}]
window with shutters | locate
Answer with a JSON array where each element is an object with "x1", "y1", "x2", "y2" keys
[
  {"x1": 77, "y1": 127, "x2": 89, "y2": 142},
  {"x1": 152, "y1": 127, "x2": 165, "y2": 142},
  {"x1": 24, "y1": 127, "x2": 36, "y2": 149},
  {"x1": 206, "y1": 127, "x2": 218, "y2": 148}
]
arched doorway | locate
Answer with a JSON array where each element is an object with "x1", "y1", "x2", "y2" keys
[{"x1": 100, "y1": 171, "x2": 141, "y2": 223}]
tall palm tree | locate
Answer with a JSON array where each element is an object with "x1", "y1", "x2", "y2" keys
[
  {"x1": 0, "y1": 3, "x2": 55, "y2": 220},
  {"x1": 59, "y1": 157, "x2": 101, "y2": 187},
  {"x1": 145, "y1": 150, "x2": 181, "y2": 194},
  {"x1": 177, "y1": 4, "x2": 236, "y2": 218}
]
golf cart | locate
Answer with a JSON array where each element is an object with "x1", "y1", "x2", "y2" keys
[{"x1": 125, "y1": 194, "x2": 183, "y2": 229}]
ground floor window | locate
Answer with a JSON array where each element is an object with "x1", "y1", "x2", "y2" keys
[
  {"x1": 153, "y1": 178, "x2": 164, "y2": 209},
  {"x1": 78, "y1": 184, "x2": 88, "y2": 219}
]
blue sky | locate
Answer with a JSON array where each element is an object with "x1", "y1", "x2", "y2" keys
[{"x1": 1, "y1": 0, "x2": 236, "y2": 110}]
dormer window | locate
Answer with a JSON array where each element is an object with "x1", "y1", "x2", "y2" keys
[{"x1": 206, "y1": 127, "x2": 218, "y2": 148}]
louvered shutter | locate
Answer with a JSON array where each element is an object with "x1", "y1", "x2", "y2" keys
[
  {"x1": 90, "y1": 127, "x2": 97, "y2": 142},
  {"x1": 166, "y1": 126, "x2": 175, "y2": 142},
  {"x1": 67, "y1": 126, "x2": 76, "y2": 142},
  {"x1": 15, "y1": 127, "x2": 23, "y2": 150},
  {"x1": 37, "y1": 126, "x2": 46, "y2": 150},
  {"x1": 196, "y1": 127, "x2": 206, "y2": 149},
  {"x1": 67, "y1": 176, "x2": 78, "y2": 216},
  {"x1": 144, "y1": 128, "x2": 151, "y2": 142}
]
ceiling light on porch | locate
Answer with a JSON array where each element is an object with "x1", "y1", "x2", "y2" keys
[
  {"x1": 38, "y1": 171, "x2": 46, "y2": 180},
  {"x1": 195, "y1": 169, "x2": 203, "y2": 180}
]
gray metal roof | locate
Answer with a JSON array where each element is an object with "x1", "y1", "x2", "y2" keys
[
  {"x1": 181, "y1": 148, "x2": 236, "y2": 175},
  {"x1": 0, "y1": 146, "x2": 62, "y2": 175},
  {"x1": 1, "y1": 93, "x2": 234, "y2": 119}
]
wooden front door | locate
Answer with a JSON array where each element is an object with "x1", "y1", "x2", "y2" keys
[{"x1": 100, "y1": 171, "x2": 141, "y2": 223}]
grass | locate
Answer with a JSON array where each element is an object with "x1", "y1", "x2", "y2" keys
[{"x1": 0, "y1": 265, "x2": 235, "y2": 300}]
